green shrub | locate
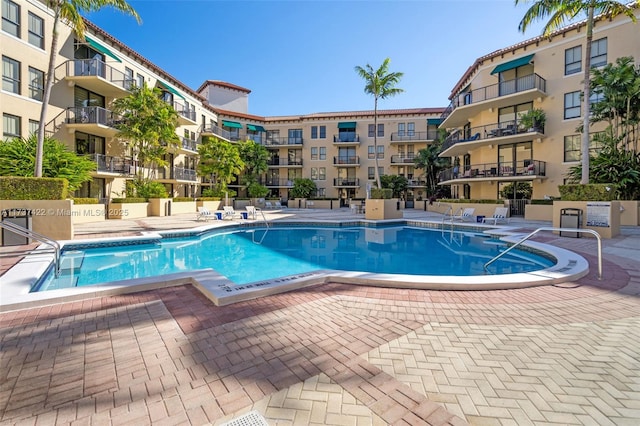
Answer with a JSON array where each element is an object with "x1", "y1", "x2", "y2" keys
[
  {"x1": 196, "y1": 197, "x2": 221, "y2": 201},
  {"x1": 370, "y1": 188, "x2": 393, "y2": 199},
  {"x1": 530, "y1": 199, "x2": 554, "y2": 205},
  {"x1": 72, "y1": 198, "x2": 99, "y2": 205},
  {"x1": 172, "y1": 197, "x2": 194, "y2": 202},
  {"x1": 111, "y1": 197, "x2": 146, "y2": 203},
  {"x1": 247, "y1": 182, "x2": 270, "y2": 198},
  {"x1": 135, "y1": 181, "x2": 168, "y2": 199},
  {"x1": 0, "y1": 176, "x2": 68, "y2": 200},
  {"x1": 559, "y1": 184, "x2": 618, "y2": 201}
]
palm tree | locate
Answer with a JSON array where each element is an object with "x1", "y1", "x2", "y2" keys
[
  {"x1": 35, "y1": 0, "x2": 140, "y2": 177},
  {"x1": 516, "y1": 0, "x2": 638, "y2": 185},
  {"x1": 355, "y1": 58, "x2": 404, "y2": 189}
]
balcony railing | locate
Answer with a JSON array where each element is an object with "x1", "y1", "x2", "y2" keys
[
  {"x1": 439, "y1": 159, "x2": 547, "y2": 182},
  {"x1": 200, "y1": 124, "x2": 233, "y2": 141},
  {"x1": 57, "y1": 59, "x2": 133, "y2": 91},
  {"x1": 333, "y1": 178, "x2": 360, "y2": 186},
  {"x1": 390, "y1": 155, "x2": 416, "y2": 164},
  {"x1": 390, "y1": 130, "x2": 438, "y2": 142},
  {"x1": 267, "y1": 158, "x2": 303, "y2": 166},
  {"x1": 333, "y1": 156, "x2": 359, "y2": 165},
  {"x1": 48, "y1": 106, "x2": 124, "y2": 133},
  {"x1": 181, "y1": 137, "x2": 199, "y2": 152},
  {"x1": 407, "y1": 178, "x2": 427, "y2": 187},
  {"x1": 263, "y1": 137, "x2": 303, "y2": 146},
  {"x1": 174, "y1": 102, "x2": 196, "y2": 122},
  {"x1": 333, "y1": 133, "x2": 360, "y2": 143},
  {"x1": 442, "y1": 119, "x2": 544, "y2": 152},
  {"x1": 90, "y1": 154, "x2": 135, "y2": 175},
  {"x1": 259, "y1": 178, "x2": 295, "y2": 187},
  {"x1": 173, "y1": 167, "x2": 197, "y2": 181},
  {"x1": 441, "y1": 73, "x2": 547, "y2": 121}
]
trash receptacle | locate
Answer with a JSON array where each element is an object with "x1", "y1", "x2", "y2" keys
[
  {"x1": 1, "y1": 208, "x2": 33, "y2": 246},
  {"x1": 560, "y1": 208, "x2": 582, "y2": 237},
  {"x1": 476, "y1": 215, "x2": 485, "y2": 223}
]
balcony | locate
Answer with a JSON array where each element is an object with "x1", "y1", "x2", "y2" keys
[
  {"x1": 267, "y1": 158, "x2": 303, "y2": 167},
  {"x1": 438, "y1": 159, "x2": 547, "y2": 185},
  {"x1": 57, "y1": 59, "x2": 133, "y2": 98},
  {"x1": 90, "y1": 154, "x2": 135, "y2": 176},
  {"x1": 333, "y1": 133, "x2": 360, "y2": 145},
  {"x1": 440, "y1": 119, "x2": 545, "y2": 157},
  {"x1": 180, "y1": 137, "x2": 199, "y2": 153},
  {"x1": 173, "y1": 167, "x2": 197, "y2": 181},
  {"x1": 259, "y1": 178, "x2": 295, "y2": 188},
  {"x1": 200, "y1": 124, "x2": 233, "y2": 141},
  {"x1": 390, "y1": 155, "x2": 416, "y2": 164},
  {"x1": 263, "y1": 137, "x2": 303, "y2": 147},
  {"x1": 440, "y1": 73, "x2": 547, "y2": 128},
  {"x1": 333, "y1": 178, "x2": 360, "y2": 187},
  {"x1": 173, "y1": 101, "x2": 197, "y2": 125},
  {"x1": 333, "y1": 156, "x2": 359, "y2": 166},
  {"x1": 390, "y1": 130, "x2": 438, "y2": 143},
  {"x1": 407, "y1": 178, "x2": 427, "y2": 187},
  {"x1": 56, "y1": 106, "x2": 124, "y2": 138}
]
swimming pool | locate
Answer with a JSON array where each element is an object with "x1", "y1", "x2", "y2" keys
[
  {"x1": 0, "y1": 220, "x2": 590, "y2": 310},
  {"x1": 35, "y1": 224, "x2": 554, "y2": 292}
]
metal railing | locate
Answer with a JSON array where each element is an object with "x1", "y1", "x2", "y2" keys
[
  {"x1": 90, "y1": 154, "x2": 135, "y2": 175},
  {"x1": 267, "y1": 158, "x2": 303, "y2": 166},
  {"x1": 333, "y1": 133, "x2": 360, "y2": 143},
  {"x1": 442, "y1": 118, "x2": 545, "y2": 151},
  {"x1": 0, "y1": 220, "x2": 61, "y2": 277},
  {"x1": 333, "y1": 156, "x2": 359, "y2": 165},
  {"x1": 483, "y1": 227, "x2": 602, "y2": 280},
  {"x1": 263, "y1": 137, "x2": 303, "y2": 146},
  {"x1": 441, "y1": 73, "x2": 546, "y2": 121},
  {"x1": 390, "y1": 130, "x2": 438, "y2": 141},
  {"x1": 439, "y1": 159, "x2": 546, "y2": 182},
  {"x1": 390, "y1": 155, "x2": 416, "y2": 164},
  {"x1": 56, "y1": 58, "x2": 133, "y2": 91},
  {"x1": 333, "y1": 178, "x2": 360, "y2": 186}
]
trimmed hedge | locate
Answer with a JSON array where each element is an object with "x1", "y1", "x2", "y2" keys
[
  {"x1": 172, "y1": 197, "x2": 194, "y2": 202},
  {"x1": 370, "y1": 188, "x2": 393, "y2": 199},
  {"x1": 111, "y1": 197, "x2": 147, "y2": 203},
  {"x1": 196, "y1": 197, "x2": 221, "y2": 201},
  {"x1": 0, "y1": 176, "x2": 68, "y2": 200},
  {"x1": 72, "y1": 198, "x2": 99, "y2": 205},
  {"x1": 559, "y1": 184, "x2": 618, "y2": 201}
]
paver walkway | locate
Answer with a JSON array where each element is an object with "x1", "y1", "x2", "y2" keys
[{"x1": 1, "y1": 211, "x2": 639, "y2": 425}]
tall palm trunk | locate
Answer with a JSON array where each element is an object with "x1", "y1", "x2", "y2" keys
[
  {"x1": 581, "y1": 4, "x2": 595, "y2": 184},
  {"x1": 35, "y1": 6, "x2": 61, "y2": 177},
  {"x1": 373, "y1": 97, "x2": 381, "y2": 189}
]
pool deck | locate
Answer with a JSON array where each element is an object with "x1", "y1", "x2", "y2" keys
[{"x1": 1, "y1": 208, "x2": 639, "y2": 425}]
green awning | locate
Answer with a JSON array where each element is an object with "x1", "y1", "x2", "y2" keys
[
  {"x1": 222, "y1": 120, "x2": 242, "y2": 129},
  {"x1": 490, "y1": 54, "x2": 534, "y2": 75},
  {"x1": 85, "y1": 35, "x2": 121, "y2": 63},
  {"x1": 158, "y1": 81, "x2": 185, "y2": 100},
  {"x1": 337, "y1": 121, "x2": 356, "y2": 129},
  {"x1": 427, "y1": 118, "x2": 442, "y2": 125},
  {"x1": 246, "y1": 124, "x2": 266, "y2": 132}
]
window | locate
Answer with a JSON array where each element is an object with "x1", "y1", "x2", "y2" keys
[
  {"x1": 311, "y1": 147, "x2": 318, "y2": 160},
  {"x1": 367, "y1": 123, "x2": 384, "y2": 137},
  {"x1": 311, "y1": 126, "x2": 318, "y2": 139},
  {"x1": 2, "y1": 56, "x2": 20, "y2": 94},
  {"x1": 311, "y1": 167, "x2": 318, "y2": 180},
  {"x1": 318, "y1": 167, "x2": 326, "y2": 180},
  {"x1": 28, "y1": 67, "x2": 44, "y2": 100},
  {"x1": 315, "y1": 188, "x2": 326, "y2": 198},
  {"x1": 564, "y1": 135, "x2": 580, "y2": 162},
  {"x1": 28, "y1": 119, "x2": 39, "y2": 135},
  {"x1": 3, "y1": 113, "x2": 20, "y2": 138},
  {"x1": 378, "y1": 123, "x2": 384, "y2": 137},
  {"x1": 368, "y1": 124, "x2": 375, "y2": 137},
  {"x1": 124, "y1": 67, "x2": 134, "y2": 89},
  {"x1": 27, "y1": 12, "x2": 44, "y2": 48},
  {"x1": 75, "y1": 132, "x2": 105, "y2": 155},
  {"x1": 564, "y1": 91, "x2": 581, "y2": 119},
  {"x1": 406, "y1": 123, "x2": 414, "y2": 136},
  {"x1": 319, "y1": 125, "x2": 326, "y2": 139},
  {"x1": 398, "y1": 123, "x2": 405, "y2": 137},
  {"x1": 590, "y1": 38, "x2": 607, "y2": 68},
  {"x1": 368, "y1": 146, "x2": 375, "y2": 159},
  {"x1": 377, "y1": 145, "x2": 384, "y2": 159},
  {"x1": 565, "y1": 46, "x2": 581, "y2": 75},
  {"x1": 288, "y1": 128, "x2": 302, "y2": 144},
  {"x1": 2, "y1": 0, "x2": 19, "y2": 37},
  {"x1": 368, "y1": 167, "x2": 384, "y2": 180},
  {"x1": 589, "y1": 91, "x2": 604, "y2": 106},
  {"x1": 319, "y1": 147, "x2": 326, "y2": 160},
  {"x1": 136, "y1": 73, "x2": 144, "y2": 88}
]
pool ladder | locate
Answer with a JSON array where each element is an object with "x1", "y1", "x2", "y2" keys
[
  {"x1": 483, "y1": 227, "x2": 602, "y2": 280},
  {"x1": 0, "y1": 220, "x2": 61, "y2": 277},
  {"x1": 250, "y1": 207, "x2": 270, "y2": 244}
]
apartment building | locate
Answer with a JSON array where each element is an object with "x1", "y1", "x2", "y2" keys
[
  {"x1": 1, "y1": 0, "x2": 220, "y2": 201},
  {"x1": 438, "y1": 9, "x2": 640, "y2": 214}
]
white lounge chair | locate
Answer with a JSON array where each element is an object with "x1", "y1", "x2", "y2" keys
[
  {"x1": 245, "y1": 205, "x2": 260, "y2": 219},
  {"x1": 264, "y1": 201, "x2": 274, "y2": 209},
  {"x1": 223, "y1": 206, "x2": 243, "y2": 220},
  {"x1": 483, "y1": 207, "x2": 510, "y2": 225},
  {"x1": 196, "y1": 207, "x2": 218, "y2": 221},
  {"x1": 275, "y1": 201, "x2": 287, "y2": 209},
  {"x1": 452, "y1": 207, "x2": 475, "y2": 222}
]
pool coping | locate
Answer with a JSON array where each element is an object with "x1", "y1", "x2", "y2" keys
[{"x1": 0, "y1": 220, "x2": 590, "y2": 311}]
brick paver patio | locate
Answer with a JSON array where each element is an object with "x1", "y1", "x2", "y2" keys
[{"x1": 1, "y1": 212, "x2": 639, "y2": 425}]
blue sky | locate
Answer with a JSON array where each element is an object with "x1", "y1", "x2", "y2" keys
[{"x1": 85, "y1": 0, "x2": 549, "y2": 116}]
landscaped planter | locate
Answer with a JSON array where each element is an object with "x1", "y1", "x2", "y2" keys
[
  {"x1": 147, "y1": 198, "x2": 172, "y2": 216},
  {"x1": 108, "y1": 202, "x2": 148, "y2": 219},
  {"x1": 365, "y1": 199, "x2": 403, "y2": 220}
]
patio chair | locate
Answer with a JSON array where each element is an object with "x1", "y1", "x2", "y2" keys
[
  {"x1": 223, "y1": 206, "x2": 243, "y2": 220},
  {"x1": 196, "y1": 207, "x2": 218, "y2": 222},
  {"x1": 452, "y1": 207, "x2": 475, "y2": 222},
  {"x1": 274, "y1": 201, "x2": 287, "y2": 209},
  {"x1": 264, "y1": 201, "x2": 274, "y2": 209},
  {"x1": 483, "y1": 207, "x2": 510, "y2": 225}
]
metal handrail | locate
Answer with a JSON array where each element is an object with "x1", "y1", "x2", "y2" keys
[
  {"x1": 441, "y1": 205, "x2": 454, "y2": 224},
  {"x1": 0, "y1": 221, "x2": 62, "y2": 277},
  {"x1": 483, "y1": 227, "x2": 602, "y2": 280}
]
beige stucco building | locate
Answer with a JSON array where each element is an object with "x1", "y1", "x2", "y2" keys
[
  {"x1": 2, "y1": 0, "x2": 639, "y2": 213},
  {"x1": 437, "y1": 8, "x2": 640, "y2": 215}
]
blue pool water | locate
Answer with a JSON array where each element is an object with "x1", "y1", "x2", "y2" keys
[{"x1": 35, "y1": 225, "x2": 555, "y2": 292}]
